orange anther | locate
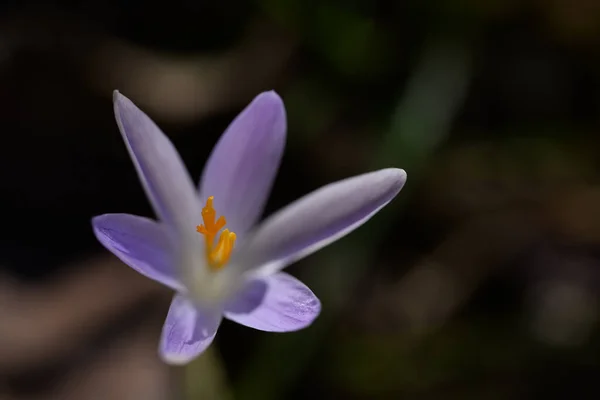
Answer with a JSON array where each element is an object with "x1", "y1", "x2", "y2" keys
[{"x1": 196, "y1": 196, "x2": 236, "y2": 270}]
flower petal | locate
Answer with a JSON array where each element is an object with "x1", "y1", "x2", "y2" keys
[
  {"x1": 113, "y1": 91, "x2": 202, "y2": 234},
  {"x1": 200, "y1": 91, "x2": 286, "y2": 238},
  {"x1": 238, "y1": 168, "x2": 407, "y2": 275},
  {"x1": 224, "y1": 272, "x2": 320, "y2": 332},
  {"x1": 159, "y1": 294, "x2": 222, "y2": 365},
  {"x1": 92, "y1": 213, "x2": 183, "y2": 291}
]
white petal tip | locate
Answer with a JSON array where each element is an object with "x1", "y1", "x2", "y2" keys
[
  {"x1": 113, "y1": 92, "x2": 126, "y2": 113},
  {"x1": 159, "y1": 353, "x2": 193, "y2": 366},
  {"x1": 112, "y1": 89, "x2": 123, "y2": 102},
  {"x1": 378, "y1": 168, "x2": 407, "y2": 192},
  {"x1": 254, "y1": 90, "x2": 284, "y2": 108},
  {"x1": 392, "y1": 168, "x2": 407, "y2": 184},
  {"x1": 113, "y1": 92, "x2": 141, "y2": 117},
  {"x1": 112, "y1": 92, "x2": 143, "y2": 129}
]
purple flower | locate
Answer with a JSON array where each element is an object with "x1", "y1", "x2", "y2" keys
[{"x1": 92, "y1": 90, "x2": 406, "y2": 364}]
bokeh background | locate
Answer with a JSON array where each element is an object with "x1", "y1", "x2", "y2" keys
[{"x1": 1, "y1": 0, "x2": 600, "y2": 399}]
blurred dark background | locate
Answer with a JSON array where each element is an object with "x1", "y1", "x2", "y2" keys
[{"x1": 1, "y1": 0, "x2": 600, "y2": 399}]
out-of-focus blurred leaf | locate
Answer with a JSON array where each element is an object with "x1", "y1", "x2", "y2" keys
[{"x1": 377, "y1": 38, "x2": 472, "y2": 178}]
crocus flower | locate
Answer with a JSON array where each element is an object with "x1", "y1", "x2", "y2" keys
[{"x1": 92, "y1": 90, "x2": 406, "y2": 364}]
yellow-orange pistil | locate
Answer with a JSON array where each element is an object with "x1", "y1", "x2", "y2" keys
[{"x1": 196, "y1": 196, "x2": 237, "y2": 270}]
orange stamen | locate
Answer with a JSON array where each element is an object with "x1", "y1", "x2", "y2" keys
[{"x1": 196, "y1": 196, "x2": 237, "y2": 270}]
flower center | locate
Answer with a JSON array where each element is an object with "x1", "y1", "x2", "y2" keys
[{"x1": 196, "y1": 196, "x2": 237, "y2": 270}]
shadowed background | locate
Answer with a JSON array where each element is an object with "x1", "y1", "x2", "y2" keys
[{"x1": 1, "y1": 0, "x2": 600, "y2": 399}]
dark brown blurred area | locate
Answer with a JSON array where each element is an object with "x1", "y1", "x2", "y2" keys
[{"x1": 1, "y1": 1, "x2": 600, "y2": 399}]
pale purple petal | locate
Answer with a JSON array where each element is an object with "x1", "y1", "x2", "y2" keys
[
  {"x1": 224, "y1": 272, "x2": 320, "y2": 332},
  {"x1": 159, "y1": 294, "x2": 222, "y2": 365},
  {"x1": 237, "y1": 168, "x2": 407, "y2": 275},
  {"x1": 200, "y1": 91, "x2": 286, "y2": 238},
  {"x1": 223, "y1": 279, "x2": 268, "y2": 314},
  {"x1": 92, "y1": 213, "x2": 183, "y2": 291},
  {"x1": 113, "y1": 91, "x2": 202, "y2": 234}
]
